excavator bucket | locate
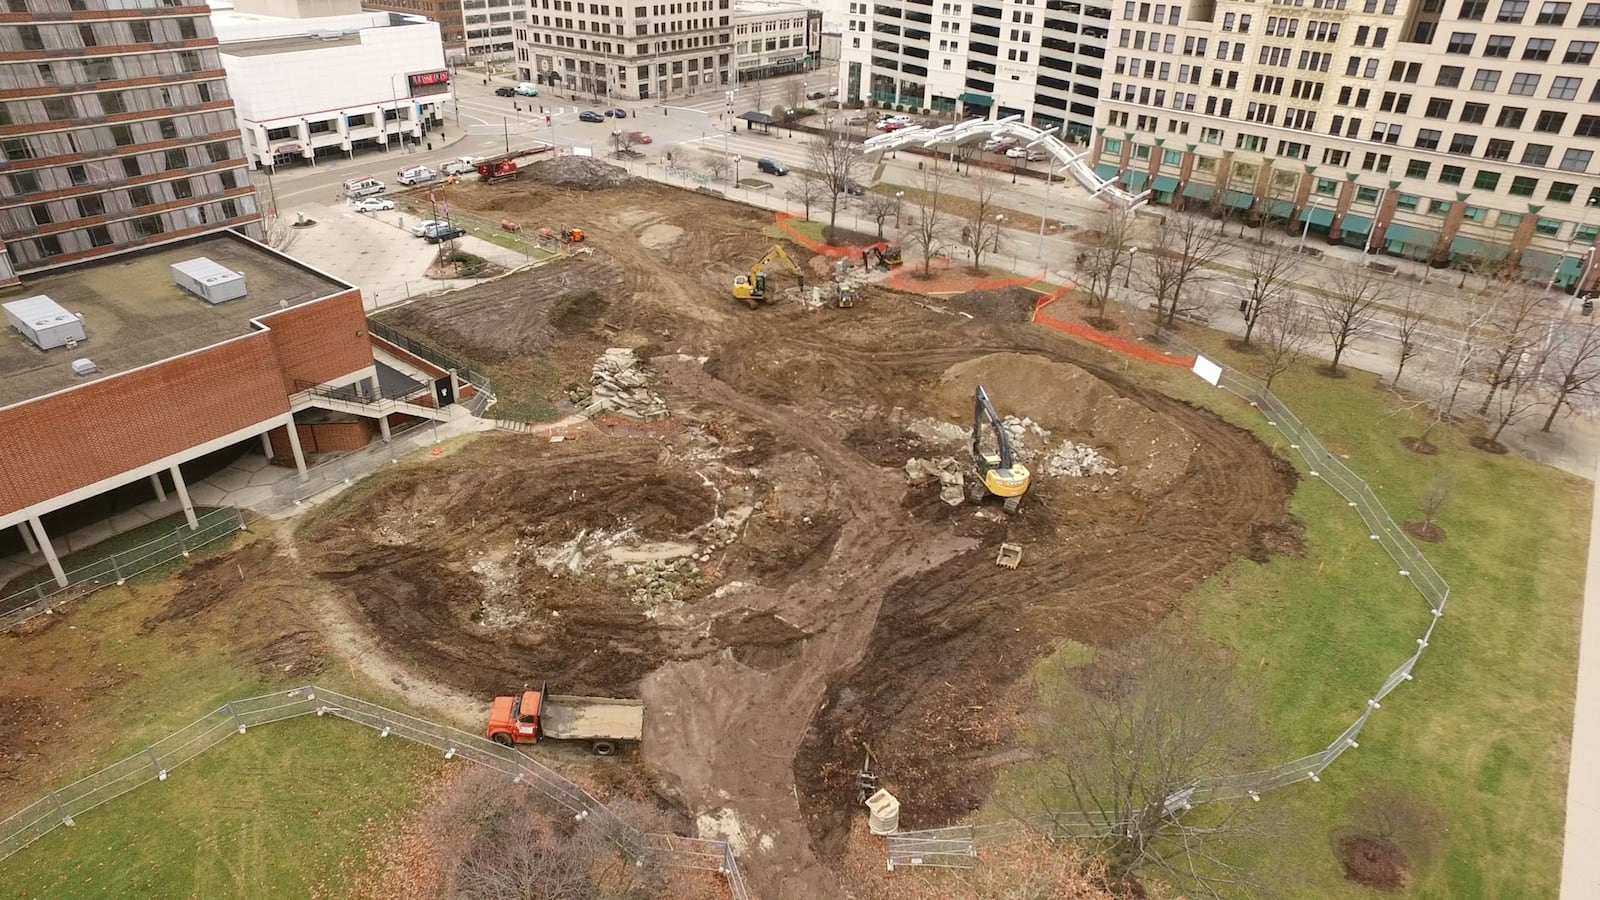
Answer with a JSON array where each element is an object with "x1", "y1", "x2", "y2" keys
[{"x1": 996, "y1": 543, "x2": 1023, "y2": 569}]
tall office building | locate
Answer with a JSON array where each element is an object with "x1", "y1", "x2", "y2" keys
[
  {"x1": 0, "y1": 0, "x2": 263, "y2": 285},
  {"x1": 513, "y1": 0, "x2": 733, "y2": 99},
  {"x1": 836, "y1": 0, "x2": 1112, "y2": 140},
  {"x1": 1094, "y1": 0, "x2": 1600, "y2": 287}
]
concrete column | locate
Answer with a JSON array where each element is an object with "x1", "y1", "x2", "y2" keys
[
  {"x1": 378, "y1": 414, "x2": 392, "y2": 442},
  {"x1": 1329, "y1": 179, "x2": 1358, "y2": 242},
  {"x1": 149, "y1": 472, "x2": 167, "y2": 502},
  {"x1": 169, "y1": 464, "x2": 198, "y2": 530},
  {"x1": 17, "y1": 522, "x2": 38, "y2": 554},
  {"x1": 283, "y1": 415, "x2": 309, "y2": 477},
  {"x1": 27, "y1": 516, "x2": 66, "y2": 588},
  {"x1": 259, "y1": 431, "x2": 274, "y2": 458}
]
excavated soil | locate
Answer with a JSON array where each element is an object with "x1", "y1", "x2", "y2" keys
[{"x1": 195, "y1": 176, "x2": 1301, "y2": 899}]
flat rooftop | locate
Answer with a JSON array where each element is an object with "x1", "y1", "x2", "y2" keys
[{"x1": 0, "y1": 232, "x2": 349, "y2": 409}]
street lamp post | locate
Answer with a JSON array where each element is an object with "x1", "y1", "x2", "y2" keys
[
  {"x1": 1299, "y1": 197, "x2": 1321, "y2": 253},
  {"x1": 1036, "y1": 164, "x2": 1056, "y2": 257},
  {"x1": 1546, "y1": 196, "x2": 1600, "y2": 294},
  {"x1": 1361, "y1": 186, "x2": 1389, "y2": 266},
  {"x1": 895, "y1": 190, "x2": 904, "y2": 228},
  {"x1": 1124, "y1": 246, "x2": 1138, "y2": 288},
  {"x1": 733, "y1": 154, "x2": 742, "y2": 185}
]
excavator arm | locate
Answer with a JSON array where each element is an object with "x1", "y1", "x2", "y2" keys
[
  {"x1": 749, "y1": 245, "x2": 803, "y2": 281},
  {"x1": 970, "y1": 385, "x2": 1030, "y2": 511},
  {"x1": 733, "y1": 245, "x2": 805, "y2": 308},
  {"x1": 972, "y1": 386, "x2": 1015, "y2": 470}
]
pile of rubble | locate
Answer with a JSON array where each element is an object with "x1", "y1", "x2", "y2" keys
[
  {"x1": 527, "y1": 155, "x2": 633, "y2": 190},
  {"x1": 569, "y1": 348, "x2": 668, "y2": 421},
  {"x1": 999, "y1": 415, "x2": 1051, "y2": 461},
  {"x1": 903, "y1": 457, "x2": 967, "y2": 506},
  {"x1": 1042, "y1": 442, "x2": 1121, "y2": 478}
]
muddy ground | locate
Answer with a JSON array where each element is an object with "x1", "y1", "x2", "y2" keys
[{"x1": 207, "y1": 171, "x2": 1297, "y2": 898}]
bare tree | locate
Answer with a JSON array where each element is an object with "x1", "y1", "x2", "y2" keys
[
  {"x1": 1541, "y1": 316, "x2": 1600, "y2": 432},
  {"x1": 1392, "y1": 291, "x2": 1431, "y2": 387},
  {"x1": 607, "y1": 129, "x2": 638, "y2": 157},
  {"x1": 806, "y1": 128, "x2": 865, "y2": 233},
  {"x1": 785, "y1": 173, "x2": 829, "y2": 220},
  {"x1": 1405, "y1": 293, "x2": 1500, "y2": 450},
  {"x1": 261, "y1": 214, "x2": 298, "y2": 253},
  {"x1": 860, "y1": 191, "x2": 898, "y2": 240},
  {"x1": 961, "y1": 171, "x2": 1007, "y2": 273},
  {"x1": 1073, "y1": 206, "x2": 1137, "y2": 324},
  {"x1": 748, "y1": 77, "x2": 766, "y2": 113},
  {"x1": 700, "y1": 151, "x2": 730, "y2": 183},
  {"x1": 1316, "y1": 264, "x2": 1390, "y2": 376},
  {"x1": 1476, "y1": 282, "x2": 1553, "y2": 417},
  {"x1": 1140, "y1": 213, "x2": 1231, "y2": 330},
  {"x1": 1238, "y1": 238, "x2": 1301, "y2": 347},
  {"x1": 1000, "y1": 638, "x2": 1259, "y2": 898},
  {"x1": 1484, "y1": 335, "x2": 1554, "y2": 446},
  {"x1": 1413, "y1": 478, "x2": 1452, "y2": 541},
  {"x1": 784, "y1": 78, "x2": 806, "y2": 113},
  {"x1": 906, "y1": 167, "x2": 952, "y2": 276},
  {"x1": 1256, "y1": 293, "x2": 1314, "y2": 390},
  {"x1": 1255, "y1": 170, "x2": 1297, "y2": 242}
]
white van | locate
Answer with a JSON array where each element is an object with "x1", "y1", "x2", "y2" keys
[
  {"x1": 515, "y1": 82, "x2": 540, "y2": 96},
  {"x1": 396, "y1": 165, "x2": 437, "y2": 186},
  {"x1": 342, "y1": 176, "x2": 385, "y2": 198}
]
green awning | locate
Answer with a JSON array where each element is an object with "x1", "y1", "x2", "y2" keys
[
  {"x1": 1382, "y1": 223, "x2": 1436, "y2": 254},
  {"x1": 1341, "y1": 213, "x2": 1373, "y2": 235},
  {"x1": 1223, "y1": 189, "x2": 1253, "y2": 210},
  {"x1": 1519, "y1": 249, "x2": 1558, "y2": 278},
  {"x1": 958, "y1": 92, "x2": 992, "y2": 105},
  {"x1": 1450, "y1": 234, "x2": 1499, "y2": 260},
  {"x1": 1264, "y1": 199, "x2": 1295, "y2": 219},
  {"x1": 1152, "y1": 175, "x2": 1180, "y2": 193},
  {"x1": 1183, "y1": 182, "x2": 1214, "y2": 201},
  {"x1": 1126, "y1": 171, "x2": 1149, "y2": 190},
  {"x1": 1302, "y1": 206, "x2": 1335, "y2": 227},
  {"x1": 1557, "y1": 254, "x2": 1585, "y2": 280},
  {"x1": 1093, "y1": 163, "x2": 1119, "y2": 181}
]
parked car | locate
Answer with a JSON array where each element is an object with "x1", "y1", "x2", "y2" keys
[
  {"x1": 1005, "y1": 147, "x2": 1045, "y2": 161},
  {"x1": 579, "y1": 110, "x2": 605, "y2": 122},
  {"x1": 442, "y1": 157, "x2": 476, "y2": 175},
  {"x1": 982, "y1": 138, "x2": 1018, "y2": 153},
  {"x1": 352, "y1": 197, "x2": 395, "y2": 212},
  {"x1": 396, "y1": 164, "x2": 437, "y2": 185},
  {"x1": 835, "y1": 178, "x2": 866, "y2": 196},
  {"x1": 807, "y1": 90, "x2": 827, "y2": 100},
  {"x1": 423, "y1": 224, "x2": 466, "y2": 243},
  {"x1": 829, "y1": 86, "x2": 840, "y2": 96},
  {"x1": 626, "y1": 131, "x2": 653, "y2": 144},
  {"x1": 605, "y1": 107, "x2": 628, "y2": 118},
  {"x1": 756, "y1": 157, "x2": 789, "y2": 176},
  {"x1": 515, "y1": 82, "x2": 540, "y2": 96},
  {"x1": 410, "y1": 219, "x2": 445, "y2": 237},
  {"x1": 494, "y1": 86, "x2": 517, "y2": 97}
]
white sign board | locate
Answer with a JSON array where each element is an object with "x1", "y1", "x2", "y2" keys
[
  {"x1": 572, "y1": 146, "x2": 593, "y2": 157},
  {"x1": 1192, "y1": 354, "x2": 1223, "y2": 386}
]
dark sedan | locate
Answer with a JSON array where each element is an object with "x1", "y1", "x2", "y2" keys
[
  {"x1": 494, "y1": 86, "x2": 516, "y2": 97},
  {"x1": 579, "y1": 110, "x2": 605, "y2": 123},
  {"x1": 605, "y1": 108, "x2": 628, "y2": 118}
]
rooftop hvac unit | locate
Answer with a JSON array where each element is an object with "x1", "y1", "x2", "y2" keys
[
  {"x1": 3, "y1": 295, "x2": 87, "y2": 351},
  {"x1": 171, "y1": 257, "x2": 248, "y2": 305},
  {"x1": 71, "y1": 358, "x2": 98, "y2": 376}
]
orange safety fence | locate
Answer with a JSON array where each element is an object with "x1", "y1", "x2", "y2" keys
[
  {"x1": 887, "y1": 256, "x2": 1046, "y2": 295},
  {"x1": 773, "y1": 211, "x2": 879, "y2": 258},
  {"x1": 1032, "y1": 286, "x2": 1197, "y2": 370}
]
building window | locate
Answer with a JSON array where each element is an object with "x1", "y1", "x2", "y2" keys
[
  {"x1": 1436, "y1": 65, "x2": 1464, "y2": 87},
  {"x1": 1561, "y1": 148, "x2": 1594, "y2": 172},
  {"x1": 1498, "y1": 211, "x2": 1524, "y2": 229},
  {"x1": 122, "y1": 156, "x2": 141, "y2": 177},
  {"x1": 1537, "y1": 0, "x2": 1572, "y2": 22},
  {"x1": 1463, "y1": 205, "x2": 1489, "y2": 223},
  {"x1": 1474, "y1": 170, "x2": 1502, "y2": 190},
  {"x1": 1484, "y1": 34, "x2": 1514, "y2": 57},
  {"x1": 1470, "y1": 69, "x2": 1501, "y2": 91},
  {"x1": 128, "y1": 186, "x2": 154, "y2": 207},
  {"x1": 1462, "y1": 0, "x2": 1489, "y2": 17},
  {"x1": 132, "y1": 216, "x2": 164, "y2": 238},
  {"x1": 1446, "y1": 31, "x2": 1475, "y2": 52},
  {"x1": 77, "y1": 194, "x2": 105, "y2": 217},
  {"x1": 1549, "y1": 181, "x2": 1578, "y2": 201},
  {"x1": 173, "y1": 178, "x2": 193, "y2": 199},
  {"x1": 1549, "y1": 76, "x2": 1583, "y2": 100},
  {"x1": 108, "y1": 124, "x2": 134, "y2": 146},
  {"x1": 1315, "y1": 177, "x2": 1339, "y2": 195},
  {"x1": 38, "y1": 235, "x2": 63, "y2": 257},
  {"x1": 1461, "y1": 102, "x2": 1488, "y2": 123},
  {"x1": 1582, "y1": 1, "x2": 1600, "y2": 24},
  {"x1": 1567, "y1": 41, "x2": 1599, "y2": 64},
  {"x1": 1497, "y1": 0, "x2": 1529, "y2": 21},
  {"x1": 1508, "y1": 72, "x2": 1540, "y2": 95},
  {"x1": 87, "y1": 226, "x2": 113, "y2": 247},
  {"x1": 1357, "y1": 186, "x2": 1381, "y2": 204},
  {"x1": 1429, "y1": 199, "x2": 1454, "y2": 215},
  {"x1": 1510, "y1": 175, "x2": 1539, "y2": 195},
  {"x1": 1, "y1": 138, "x2": 33, "y2": 161},
  {"x1": 1485, "y1": 138, "x2": 1514, "y2": 160},
  {"x1": 1396, "y1": 193, "x2": 1421, "y2": 212},
  {"x1": 1416, "y1": 128, "x2": 1442, "y2": 149},
  {"x1": 1406, "y1": 159, "x2": 1432, "y2": 178},
  {"x1": 1449, "y1": 133, "x2": 1477, "y2": 154},
  {"x1": 1498, "y1": 106, "x2": 1526, "y2": 128},
  {"x1": 1535, "y1": 217, "x2": 1562, "y2": 236},
  {"x1": 1440, "y1": 164, "x2": 1465, "y2": 184},
  {"x1": 1576, "y1": 115, "x2": 1600, "y2": 137},
  {"x1": 1425, "y1": 97, "x2": 1452, "y2": 118},
  {"x1": 1523, "y1": 37, "x2": 1555, "y2": 60},
  {"x1": 1522, "y1": 143, "x2": 1553, "y2": 165},
  {"x1": 207, "y1": 142, "x2": 230, "y2": 163}
]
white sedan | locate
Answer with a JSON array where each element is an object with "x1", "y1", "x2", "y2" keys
[
  {"x1": 352, "y1": 198, "x2": 396, "y2": 212},
  {"x1": 409, "y1": 219, "x2": 445, "y2": 237}
]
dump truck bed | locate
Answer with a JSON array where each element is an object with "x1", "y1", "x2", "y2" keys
[{"x1": 543, "y1": 694, "x2": 645, "y2": 741}]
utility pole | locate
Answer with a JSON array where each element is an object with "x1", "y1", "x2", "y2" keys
[{"x1": 503, "y1": 116, "x2": 510, "y2": 154}]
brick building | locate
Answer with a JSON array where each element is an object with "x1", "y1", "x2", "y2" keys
[
  {"x1": 0, "y1": 230, "x2": 449, "y2": 587},
  {"x1": 0, "y1": 0, "x2": 264, "y2": 284}
]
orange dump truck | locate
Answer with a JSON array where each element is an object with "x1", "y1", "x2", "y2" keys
[{"x1": 486, "y1": 682, "x2": 644, "y2": 756}]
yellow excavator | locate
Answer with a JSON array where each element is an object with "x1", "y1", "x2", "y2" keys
[
  {"x1": 968, "y1": 385, "x2": 1031, "y2": 513},
  {"x1": 732, "y1": 245, "x2": 804, "y2": 309}
]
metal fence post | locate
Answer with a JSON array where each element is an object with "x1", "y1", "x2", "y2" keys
[
  {"x1": 225, "y1": 702, "x2": 246, "y2": 734},
  {"x1": 145, "y1": 747, "x2": 168, "y2": 781},
  {"x1": 48, "y1": 791, "x2": 74, "y2": 827}
]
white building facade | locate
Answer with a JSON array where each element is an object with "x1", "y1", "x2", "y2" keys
[
  {"x1": 462, "y1": 0, "x2": 526, "y2": 62},
  {"x1": 216, "y1": 12, "x2": 453, "y2": 171},
  {"x1": 514, "y1": 0, "x2": 734, "y2": 100},
  {"x1": 733, "y1": 2, "x2": 824, "y2": 80},
  {"x1": 835, "y1": 0, "x2": 1108, "y2": 139},
  {"x1": 1093, "y1": 0, "x2": 1600, "y2": 286}
]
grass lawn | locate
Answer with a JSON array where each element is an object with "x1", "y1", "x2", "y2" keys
[
  {"x1": 1, "y1": 508, "x2": 227, "y2": 596},
  {"x1": 0, "y1": 523, "x2": 446, "y2": 896},
  {"x1": 371, "y1": 319, "x2": 561, "y2": 424},
  {"x1": 994, "y1": 330, "x2": 1588, "y2": 898}
]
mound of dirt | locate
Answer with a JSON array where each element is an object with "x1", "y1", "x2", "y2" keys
[
  {"x1": 943, "y1": 287, "x2": 1043, "y2": 324},
  {"x1": 1335, "y1": 832, "x2": 1411, "y2": 891},
  {"x1": 934, "y1": 353, "x2": 1196, "y2": 494},
  {"x1": 526, "y1": 156, "x2": 633, "y2": 190},
  {"x1": 710, "y1": 609, "x2": 807, "y2": 671}
]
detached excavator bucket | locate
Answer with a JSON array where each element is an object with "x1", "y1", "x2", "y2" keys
[{"x1": 996, "y1": 543, "x2": 1023, "y2": 569}]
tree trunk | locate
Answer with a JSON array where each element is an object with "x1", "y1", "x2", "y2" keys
[
  {"x1": 1329, "y1": 342, "x2": 1345, "y2": 375},
  {"x1": 1543, "y1": 396, "x2": 1565, "y2": 432},
  {"x1": 1242, "y1": 315, "x2": 1257, "y2": 345},
  {"x1": 1477, "y1": 380, "x2": 1500, "y2": 417},
  {"x1": 1489, "y1": 415, "x2": 1510, "y2": 442}
]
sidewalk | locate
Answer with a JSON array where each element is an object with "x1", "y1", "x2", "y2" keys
[{"x1": 1564, "y1": 476, "x2": 1600, "y2": 898}]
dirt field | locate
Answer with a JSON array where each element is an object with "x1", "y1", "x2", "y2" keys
[{"x1": 210, "y1": 167, "x2": 1298, "y2": 898}]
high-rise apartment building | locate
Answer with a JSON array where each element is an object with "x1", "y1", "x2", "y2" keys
[
  {"x1": 836, "y1": 0, "x2": 1111, "y2": 140},
  {"x1": 514, "y1": 0, "x2": 733, "y2": 98},
  {"x1": 0, "y1": 0, "x2": 263, "y2": 285},
  {"x1": 1094, "y1": 0, "x2": 1600, "y2": 287}
]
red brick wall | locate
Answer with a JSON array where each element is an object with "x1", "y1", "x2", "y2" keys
[
  {"x1": 267, "y1": 420, "x2": 376, "y2": 459},
  {"x1": 0, "y1": 337, "x2": 288, "y2": 515},
  {"x1": 257, "y1": 289, "x2": 374, "y2": 394}
]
